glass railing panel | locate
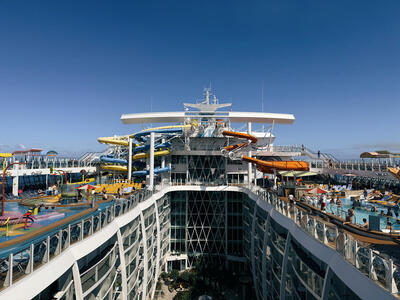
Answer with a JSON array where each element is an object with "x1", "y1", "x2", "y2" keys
[
  {"x1": 315, "y1": 222, "x2": 324, "y2": 243},
  {"x1": 70, "y1": 223, "x2": 81, "y2": 245},
  {"x1": 83, "y1": 218, "x2": 92, "y2": 238},
  {"x1": 324, "y1": 223, "x2": 337, "y2": 245},
  {"x1": 12, "y1": 247, "x2": 30, "y2": 283},
  {"x1": 61, "y1": 229, "x2": 69, "y2": 251},
  {"x1": 394, "y1": 269, "x2": 400, "y2": 294},
  {"x1": 356, "y1": 247, "x2": 369, "y2": 276},
  {"x1": 49, "y1": 233, "x2": 60, "y2": 260},
  {"x1": 372, "y1": 254, "x2": 389, "y2": 289},
  {"x1": 115, "y1": 204, "x2": 122, "y2": 217},
  {"x1": 290, "y1": 252, "x2": 324, "y2": 297},
  {"x1": 33, "y1": 240, "x2": 47, "y2": 271},
  {"x1": 93, "y1": 214, "x2": 100, "y2": 232},
  {"x1": 101, "y1": 211, "x2": 107, "y2": 227},
  {"x1": 0, "y1": 257, "x2": 9, "y2": 289}
]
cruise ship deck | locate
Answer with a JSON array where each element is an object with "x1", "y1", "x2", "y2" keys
[{"x1": 0, "y1": 90, "x2": 397, "y2": 300}]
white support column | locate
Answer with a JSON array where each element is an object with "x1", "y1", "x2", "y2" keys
[
  {"x1": 12, "y1": 175, "x2": 19, "y2": 196},
  {"x1": 279, "y1": 233, "x2": 292, "y2": 299},
  {"x1": 161, "y1": 138, "x2": 166, "y2": 185},
  {"x1": 140, "y1": 211, "x2": 148, "y2": 300},
  {"x1": 72, "y1": 262, "x2": 84, "y2": 300},
  {"x1": 116, "y1": 230, "x2": 128, "y2": 299},
  {"x1": 149, "y1": 132, "x2": 155, "y2": 190},
  {"x1": 247, "y1": 122, "x2": 252, "y2": 187},
  {"x1": 250, "y1": 197, "x2": 259, "y2": 300},
  {"x1": 161, "y1": 138, "x2": 165, "y2": 169},
  {"x1": 151, "y1": 201, "x2": 161, "y2": 299},
  {"x1": 321, "y1": 266, "x2": 333, "y2": 299},
  {"x1": 128, "y1": 138, "x2": 133, "y2": 182}
]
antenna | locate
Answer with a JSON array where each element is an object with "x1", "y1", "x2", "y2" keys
[{"x1": 205, "y1": 88, "x2": 210, "y2": 104}]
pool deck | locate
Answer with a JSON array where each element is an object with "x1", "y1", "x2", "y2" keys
[
  {"x1": 0, "y1": 197, "x2": 118, "y2": 252},
  {"x1": 281, "y1": 196, "x2": 400, "y2": 246}
]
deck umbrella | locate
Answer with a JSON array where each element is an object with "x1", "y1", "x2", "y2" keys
[
  {"x1": 75, "y1": 184, "x2": 97, "y2": 201},
  {"x1": 75, "y1": 184, "x2": 97, "y2": 190},
  {"x1": 306, "y1": 187, "x2": 327, "y2": 194}
]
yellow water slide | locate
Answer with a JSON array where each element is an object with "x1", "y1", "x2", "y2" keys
[
  {"x1": 99, "y1": 124, "x2": 186, "y2": 173},
  {"x1": 101, "y1": 165, "x2": 129, "y2": 172},
  {"x1": 98, "y1": 124, "x2": 194, "y2": 146},
  {"x1": 132, "y1": 150, "x2": 171, "y2": 161},
  {"x1": 98, "y1": 137, "x2": 129, "y2": 147}
]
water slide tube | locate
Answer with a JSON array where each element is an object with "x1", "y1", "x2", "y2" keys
[
  {"x1": 388, "y1": 167, "x2": 400, "y2": 182},
  {"x1": 99, "y1": 127, "x2": 177, "y2": 174},
  {"x1": 222, "y1": 130, "x2": 309, "y2": 172},
  {"x1": 98, "y1": 137, "x2": 130, "y2": 147},
  {"x1": 99, "y1": 124, "x2": 191, "y2": 147},
  {"x1": 242, "y1": 156, "x2": 309, "y2": 172},
  {"x1": 102, "y1": 150, "x2": 170, "y2": 170},
  {"x1": 222, "y1": 131, "x2": 258, "y2": 144},
  {"x1": 132, "y1": 150, "x2": 171, "y2": 161},
  {"x1": 128, "y1": 124, "x2": 193, "y2": 139},
  {"x1": 133, "y1": 128, "x2": 184, "y2": 142},
  {"x1": 132, "y1": 166, "x2": 171, "y2": 177},
  {"x1": 100, "y1": 142, "x2": 170, "y2": 166},
  {"x1": 100, "y1": 156, "x2": 128, "y2": 165},
  {"x1": 101, "y1": 165, "x2": 129, "y2": 172},
  {"x1": 221, "y1": 130, "x2": 258, "y2": 155},
  {"x1": 132, "y1": 142, "x2": 171, "y2": 154}
]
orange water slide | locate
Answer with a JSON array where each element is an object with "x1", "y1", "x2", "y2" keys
[
  {"x1": 222, "y1": 130, "x2": 309, "y2": 172},
  {"x1": 242, "y1": 156, "x2": 309, "y2": 172},
  {"x1": 222, "y1": 130, "x2": 258, "y2": 148},
  {"x1": 224, "y1": 143, "x2": 248, "y2": 151},
  {"x1": 388, "y1": 167, "x2": 400, "y2": 181}
]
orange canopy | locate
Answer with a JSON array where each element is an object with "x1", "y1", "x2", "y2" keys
[{"x1": 306, "y1": 187, "x2": 327, "y2": 194}]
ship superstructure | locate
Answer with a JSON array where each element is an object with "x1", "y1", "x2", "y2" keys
[{"x1": 0, "y1": 90, "x2": 396, "y2": 300}]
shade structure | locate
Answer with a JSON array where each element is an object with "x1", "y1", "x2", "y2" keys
[
  {"x1": 278, "y1": 171, "x2": 317, "y2": 177},
  {"x1": 306, "y1": 187, "x2": 327, "y2": 194},
  {"x1": 343, "y1": 173, "x2": 357, "y2": 177},
  {"x1": 76, "y1": 184, "x2": 97, "y2": 190}
]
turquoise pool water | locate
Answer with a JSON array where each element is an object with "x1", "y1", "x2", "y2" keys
[{"x1": 324, "y1": 198, "x2": 400, "y2": 230}]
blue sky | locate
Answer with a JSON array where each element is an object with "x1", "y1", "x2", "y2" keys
[{"x1": 0, "y1": 0, "x2": 399, "y2": 158}]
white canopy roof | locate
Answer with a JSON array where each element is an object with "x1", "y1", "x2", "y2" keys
[{"x1": 121, "y1": 111, "x2": 295, "y2": 125}]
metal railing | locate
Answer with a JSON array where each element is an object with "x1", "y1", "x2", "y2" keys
[
  {"x1": 248, "y1": 185, "x2": 400, "y2": 295},
  {"x1": 0, "y1": 188, "x2": 154, "y2": 290},
  {"x1": 2, "y1": 157, "x2": 98, "y2": 171},
  {"x1": 1, "y1": 180, "x2": 399, "y2": 295},
  {"x1": 310, "y1": 160, "x2": 400, "y2": 172}
]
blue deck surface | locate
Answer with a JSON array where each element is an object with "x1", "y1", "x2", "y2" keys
[{"x1": 0, "y1": 200, "x2": 114, "y2": 258}]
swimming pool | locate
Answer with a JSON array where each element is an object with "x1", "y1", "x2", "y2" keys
[{"x1": 324, "y1": 198, "x2": 400, "y2": 230}]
